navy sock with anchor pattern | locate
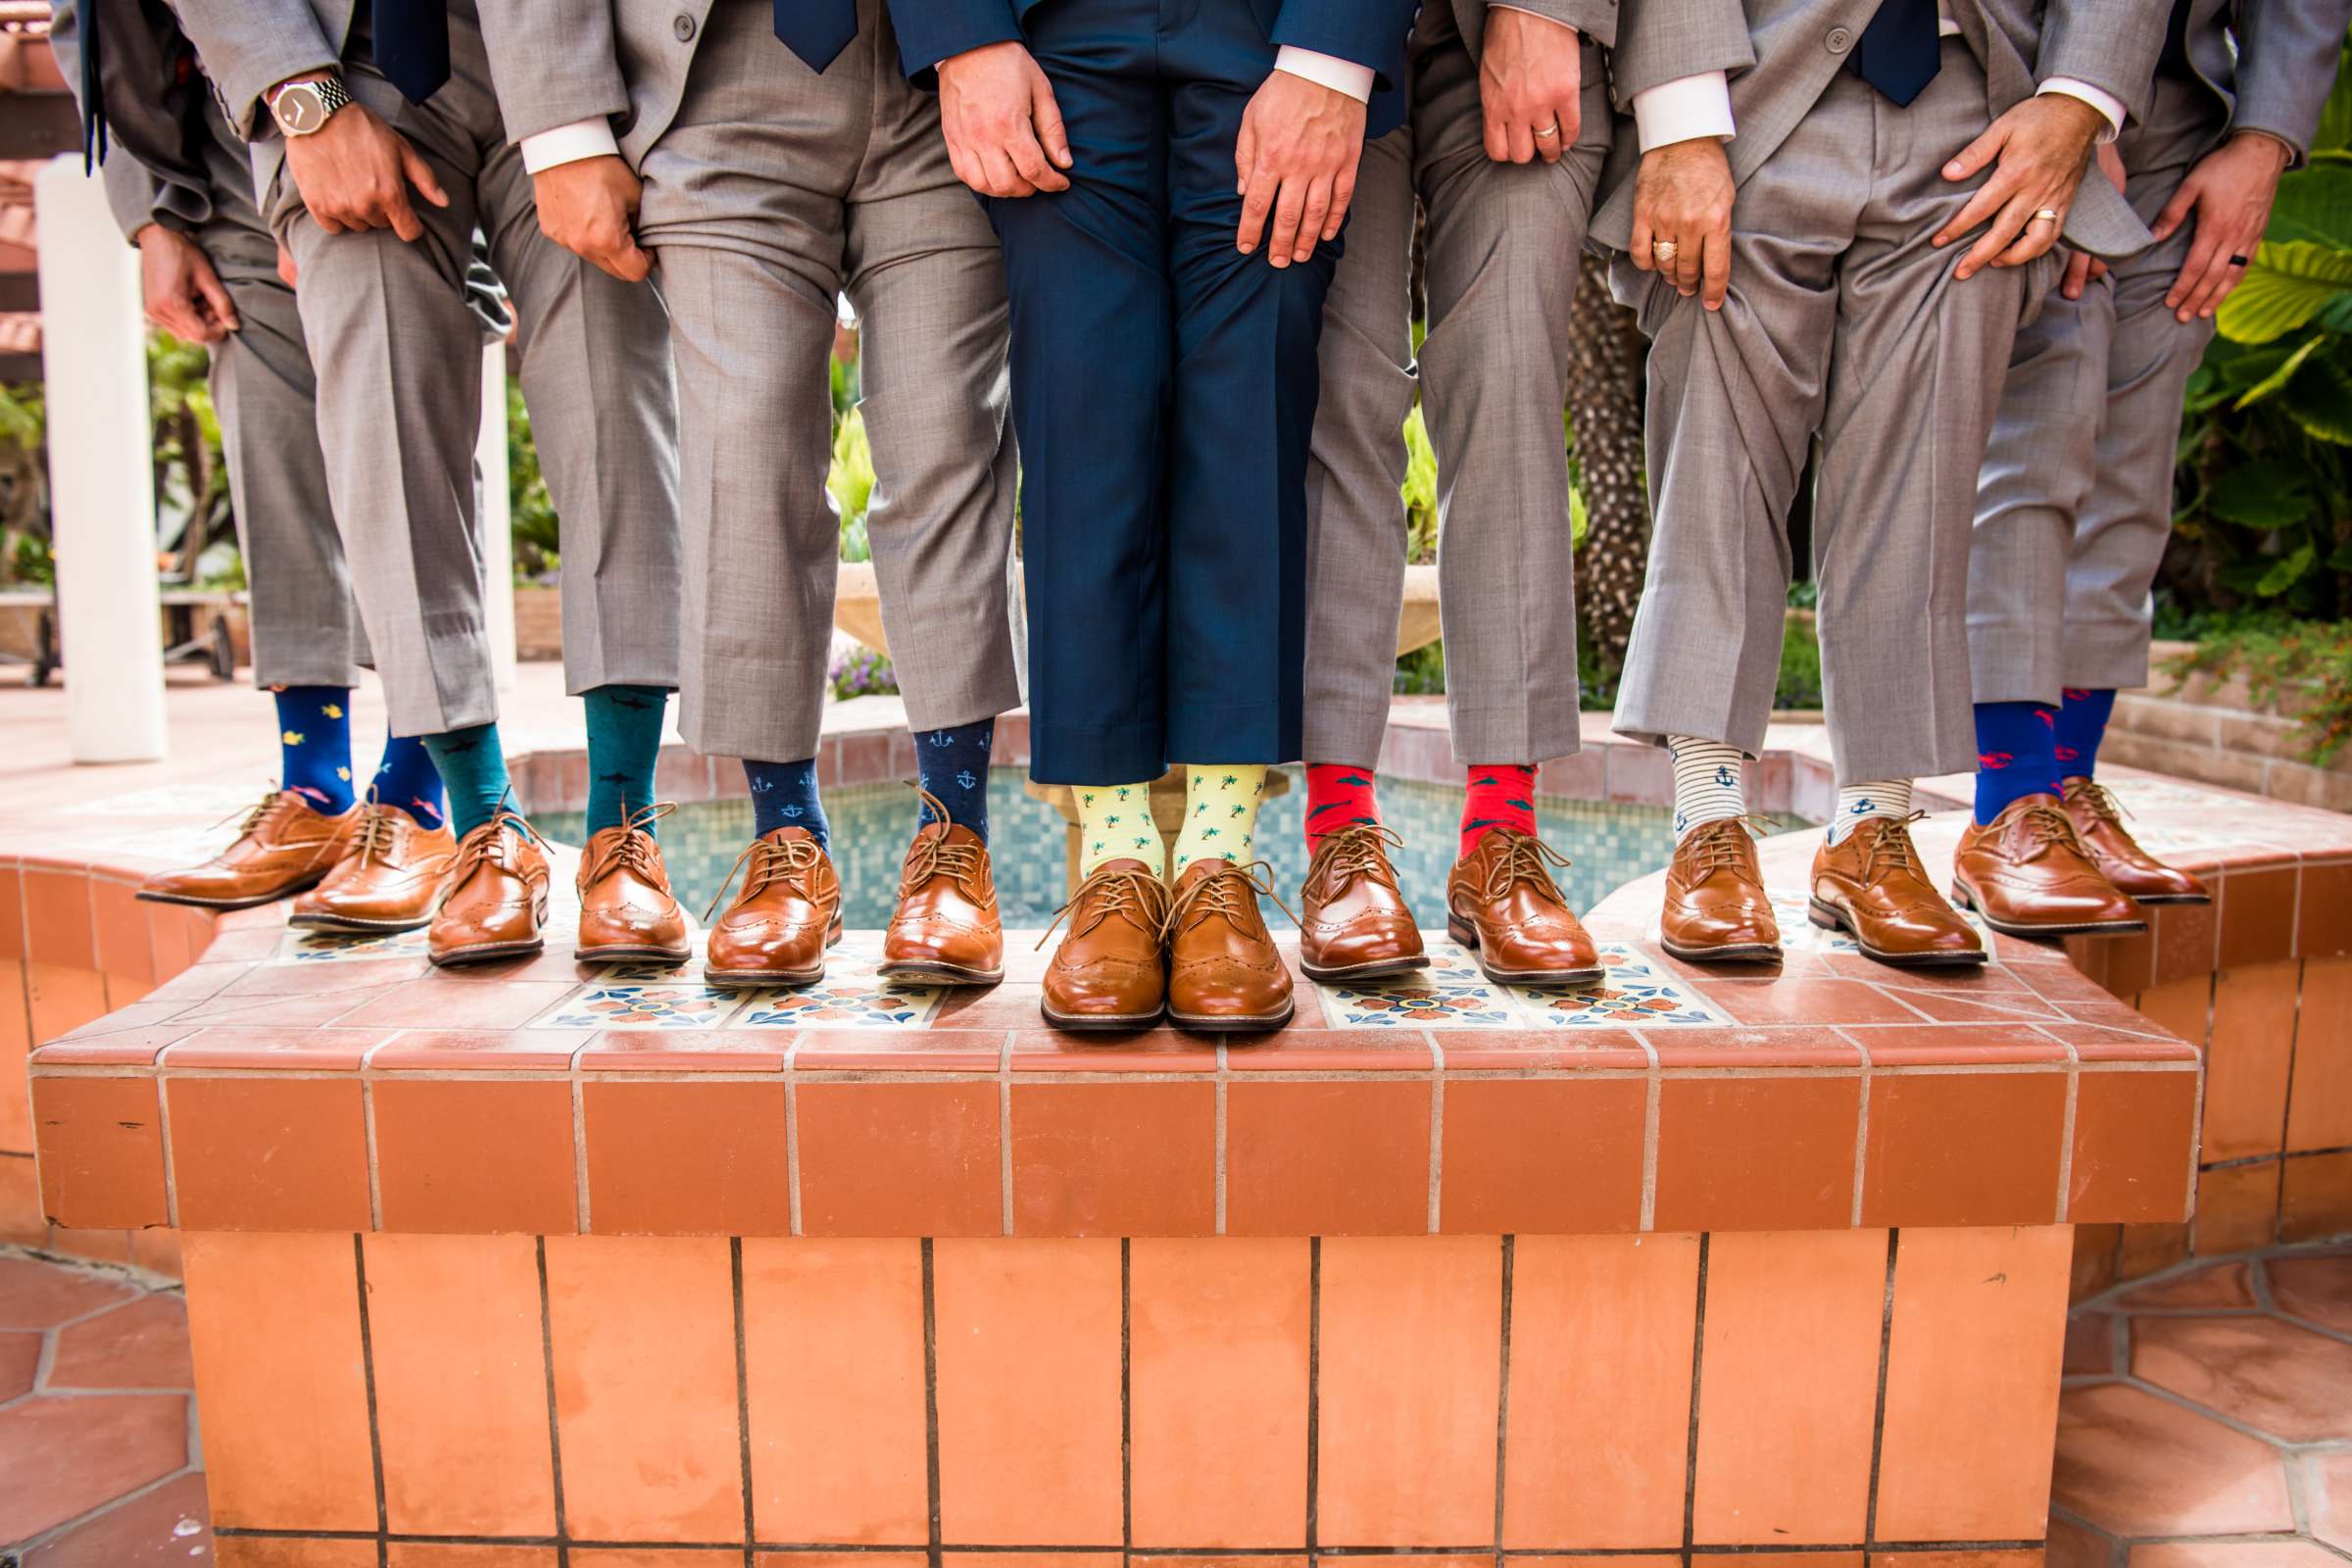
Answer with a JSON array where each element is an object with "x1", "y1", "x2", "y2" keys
[
  {"x1": 914, "y1": 718, "x2": 995, "y2": 843},
  {"x1": 745, "y1": 758, "x2": 829, "y2": 854}
]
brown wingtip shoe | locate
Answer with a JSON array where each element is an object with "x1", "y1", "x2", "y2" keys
[
  {"x1": 1660, "y1": 816, "x2": 1783, "y2": 963},
  {"x1": 2062, "y1": 776, "x2": 2212, "y2": 905},
  {"x1": 1165, "y1": 858, "x2": 1295, "y2": 1033},
  {"x1": 881, "y1": 807, "x2": 1005, "y2": 987},
  {"x1": 1042, "y1": 858, "x2": 1172, "y2": 1032},
  {"x1": 428, "y1": 810, "x2": 552, "y2": 967},
  {"x1": 576, "y1": 807, "x2": 692, "y2": 964},
  {"x1": 1808, "y1": 812, "x2": 1984, "y2": 968},
  {"x1": 1298, "y1": 823, "x2": 1426, "y2": 983},
  {"x1": 290, "y1": 803, "x2": 458, "y2": 933},
  {"x1": 1952, "y1": 794, "x2": 2147, "y2": 939},
  {"x1": 1445, "y1": 828, "x2": 1602, "y2": 985},
  {"x1": 138, "y1": 790, "x2": 358, "y2": 910},
  {"x1": 705, "y1": 827, "x2": 843, "y2": 989}
]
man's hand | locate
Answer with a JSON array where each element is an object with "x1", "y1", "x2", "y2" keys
[
  {"x1": 1935, "y1": 93, "x2": 2106, "y2": 280},
  {"x1": 1236, "y1": 70, "x2": 1368, "y2": 266},
  {"x1": 1479, "y1": 9, "x2": 1581, "y2": 164},
  {"x1": 2060, "y1": 140, "x2": 2127, "y2": 300},
  {"x1": 1629, "y1": 137, "x2": 1734, "y2": 309},
  {"x1": 2152, "y1": 131, "x2": 2292, "y2": 322},
  {"x1": 532, "y1": 155, "x2": 652, "y2": 282},
  {"x1": 131, "y1": 224, "x2": 239, "y2": 343},
  {"x1": 936, "y1": 41, "x2": 1072, "y2": 198},
  {"x1": 276, "y1": 89, "x2": 450, "y2": 241}
]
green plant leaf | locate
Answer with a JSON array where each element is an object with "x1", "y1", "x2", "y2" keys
[
  {"x1": 2267, "y1": 166, "x2": 2352, "y2": 250},
  {"x1": 2218, "y1": 241, "x2": 2352, "y2": 344},
  {"x1": 2255, "y1": 542, "x2": 2319, "y2": 596},
  {"x1": 2204, "y1": 463, "x2": 2315, "y2": 529},
  {"x1": 2280, "y1": 343, "x2": 2352, "y2": 444},
  {"x1": 2234, "y1": 332, "x2": 2328, "y2": 407}
]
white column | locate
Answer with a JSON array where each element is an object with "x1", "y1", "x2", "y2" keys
[
  {"x1": 35, "y1": 155, "x2": 166, "y2": 763},
  {"x1": 475, "y1": 338, "x2": 516, "y2": 692}
]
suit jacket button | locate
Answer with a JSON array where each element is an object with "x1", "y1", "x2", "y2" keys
[
  {"x1": 673, "y1": 12, "x2": 697, "y2": 40},
  {"x1": 1826, "y1": 25, "x2": 1853, "y2": 51}
]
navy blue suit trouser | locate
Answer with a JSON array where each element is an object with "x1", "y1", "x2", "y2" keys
[{"x1": 992, "y1": 0, "x2": 1341, "y2": 784}]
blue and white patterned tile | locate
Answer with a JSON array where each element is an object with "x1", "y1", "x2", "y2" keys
[
  {"x1": 529, "y1": 982, "x2": 747, "y2": 1030},
  {"x1": 273, "y1": 926, "x2": 434, "y2": 964},
  {"x1": 1506, "y1": 942, "x2": 1731, "y2": 1027},
  {"x1": 729, "y1": 973, "x2": 947, "y2": 1030},
  {"x1": 1314, "y1": 976, "x2": 1523, "y2": 1028}
]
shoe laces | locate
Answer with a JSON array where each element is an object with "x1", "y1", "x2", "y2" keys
[
  {"x1": 1477, "y1": 831, "x2": 1574, "y2": 905},
  {"x1": 2011, "y1": 800, "x2": 2090, "y2": 864},
  {"x1": 1851, "y1": 810, "x2": 1928, "y2": 883},
  {"x1": 705, "y1": 829, "x2": 830, "y2": 921},
  {"x1": 349, "y1": 802, "x2": 409, "y2": 868},
  {"x1": 212, "y1": 790, "x2": 342, "y2": 870},
  {"x1": 1037, "y1": 861, "x2": 1172, "y2": 951},
  {"x1": 1307, "y1": 822, "x2": 1405, "y2": 892},
  {"x1": 2065, "y1": 778, "x2": 2130, "y2": 829},
  {"x1": 1162, "y1": 858, "x2": 1297, "y2": 941},
  {"x1": 900, "y1": 786, "x2": 992, "y2": 902},
  {"x1": 447, "y1": 807, "x2": 545, "y2": 886},
  {"x1": 581, "y1": 802, "x2": 674, "y2": 889},
  {"x1": 1683, "y1": 815, "x2": 1773, "y2": 876}
]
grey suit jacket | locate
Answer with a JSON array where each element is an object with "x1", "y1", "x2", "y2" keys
[
  {"x1": 1453, "y1": 0, "x2": 1621, "y2": 52},
  {"x1": 50, "y1": 0, "x2": 221, "y2": 238},
  {"x1": 2179, "y1": 0, "x2": 2351, "y2": 162},
  {"x1": 159, "y1": 0, "x2": 351, "y2": 140},
  {"x1": 1592, "y1": 0, "x2": 2169, "y2": 257}
]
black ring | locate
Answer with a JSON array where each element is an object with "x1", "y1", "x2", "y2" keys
[{"x1": 2229, "y1": 254, "x2": 2250, "y2": 267}]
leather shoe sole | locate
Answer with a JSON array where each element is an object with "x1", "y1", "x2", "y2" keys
[
  {"x1": 138, "y1": 872, "x2": 328, "y2": 910},
  {"x1": 1445, "y1": 914, "x2": 1603, "y2": 986},
  {"x1": 429, "y1": 936, "x2": 544, "y2": 968},
  {"x1": 1949, "y1": 877, "x2": 2148, "y2": 939},
  {"x1": 706, "y1": 919, "x2": 844, "y2": 990},
  {"x1": 1805, "y1": 897, "x2": 1986, "y2": 968},
  {"x1": 1298, "y1": 951, "x2": 1427, "y2": 984},
  {"x1": 879, "y1": 956, "x2": 1004, "y2": 987},
  {"x1": 290, "y1": 907, "x2": 433, "y2": 935},
  {"x1": 1040, "y1": 999, "x2": 1167, "y2": 1032},
  {"x1": 578, "y1": 937, "x2": 693, "y2": 963},
  {"x1": 1167, "y1": 995, "x2": 1294, "y2": 1033},
  {"x1": 2124, "y1": 888, "x2": 2212, "y2": 906},
  {"x1": 1659, "y1": 932, "x2": 1782, "y2": 963}
]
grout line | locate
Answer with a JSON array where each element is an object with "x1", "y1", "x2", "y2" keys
[
  {"x1": 1121, "y1": 1237, "x2": 1133, "y2": 1555},
  {"x1": 571, "y1": 1075, "x2": 592, "y2": 1235},
  {"x1": 362, "y1": 1078, "x2": 384, "y2": 1232},
  {"x1": 1214, "y1": 1045, "x2": 1229, "y2": 1237},
  {"x1": 1305, "y1": 1235, "x2": 1322, "y2": 1556},
  {"x1": 1849, "y1": 1051, "x2": 1872, "y2": 1228},
  {"x1": 1427, "y1": 1031, "x2": 1446, "y2": 1234},
  {"x1": 1000, "y1": 1055, "x2": 1014, "y2": 1238},
  {"x1": 155, "y1": 1071, "x2": 181, "y2": 1231},
  {"x1": 785, "y1": 1075, "x2": 804, "y2": 1238},
  {"x1": 536, "y1": 1236, "x2": 572, "y2": 1568},
  {"x1": 1681, "y1": 1233, "x2": 1709, "y2": 1556},
  {"x1": 2053, "y1": 1027, "x2": 2082, "y2": 1224},
  {"x1": 349, "y1": 1235, "x2": 390, "y2": 1568},
  {"x1": 732, "y1": 1238, "x2": 756, "y2": 1568},
  {"x1": 1861, "y1": 1227, "x2": 1899, "y2": 1549},
  {"x1": 1492, "y1": 1234, "x2": 1515, "y2": 1563},
  {"x1": 1635, "y1": 1028, "x2": 1661, "y2": 1231},
  {"x1": 922, "y1": 1238, "x2": 943, "y2": 1568}
]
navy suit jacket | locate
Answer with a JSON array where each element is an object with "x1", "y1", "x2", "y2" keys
[{"x1": 891, "y1": 0, "x2": 1418, "y2": 135}]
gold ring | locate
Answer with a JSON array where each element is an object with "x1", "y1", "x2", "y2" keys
[
  {"x1": 2033, "y1": 208, "x2": 2060, "y2": 223},
  {"x1": 1652, "y1": 239, "x2": 1679, "y2": 263}
]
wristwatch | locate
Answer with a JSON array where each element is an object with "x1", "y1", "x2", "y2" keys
[{"x1": 270, "y1": 76, "x2": 352, "y2": 137}]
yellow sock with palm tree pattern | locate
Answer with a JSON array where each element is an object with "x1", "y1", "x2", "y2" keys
[
  {"x1": 1172, "y1": 765, "x2": 1267, "y2": 874},
  {"x1": 1076, "y1": 781, "x2": 1165, "y2": 879}
]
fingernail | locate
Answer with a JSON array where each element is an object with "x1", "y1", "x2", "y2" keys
[{"x1": 1943, "y1": 161, "x2": 1962, "y2": 175}]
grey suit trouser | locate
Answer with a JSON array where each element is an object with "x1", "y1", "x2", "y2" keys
[
  {"x1": 1612, "y1": 45, "x2": 2054, "y2": 785},
  {"x1": 637, "y1": 0, "x2": 1019, "y2": 764},
  {"x1": 269, "y1": 0, "x2": 682, "y2": 737},
  {"x1": 1303, "y1": 7, "x2": 1608, "y2": 769},
  {"x1": 186, "y1": 116, "x2": 365, "y2": 690},
  {"x1": 1968, "y1": 74, "x2": 2221, "y2": 704}
]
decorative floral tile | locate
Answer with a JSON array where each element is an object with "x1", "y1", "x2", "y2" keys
[
  {"x1": 596, "y1": 959, "x2": 701, "y2": 983},
  {"x1": 275, "y1": 927, "x2": 434, "y2": 964},
  {"x1": 530, "y1": 983, "x2": 745, "y2": 1030},
  {"x1": 1507, "y1": 943, "x2": 1730, "y2": 1027},
  {"x1": 1315, "y1": 977, "x2": 1522, "y2": 1028},
  {"x1": 731, "y1": 975, "x2": 947, "y2": 1030}
]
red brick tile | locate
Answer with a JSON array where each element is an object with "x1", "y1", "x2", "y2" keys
[
  {"x1": 369, "y1": 1029, "x2": 583, "y2": 1070},
  {"x1": 2287, "y1": 956, "x2": 2352, "y2": 1153},
  {"x1": 2117, "y1": 1258, "x2": 2256, "y2": 1311},
  {"x1": 0, "y1": 1391, "x2": 190, "y2": 1542},
  {"x1": 1008, "y1": 1025, "x2": 1218, "y2": 1072},
  {"x1": 1317, "y1": 1236, "x2": 1501, "y2": 1546},
  {"x1": 1846, "y1": 1022, "x2": 2069, "y2": 1066},
  {"x1": 0, "y1": 866, "x2": 22, "y2": 960},
  {"x1": 1873, "y1": 1226, "x2": 2070, "y2": 1541},
  {"x1": 0, "y1": 1152, "x2": 42, "y2": 1246},
  {"x1": 1860, "y1": 1072, "x2": 2067, "y2": 1226},
  {"x1": 89, "y1": 878, "x2": 154, "y2": 989},
  {"x1": 0, "y1": 1251, "x2": 135, "y2": 1328},
  {"x1": 2147, "y1": 897, "x2": 2219, "y2": 988},
  {"x1": 31, "y1": 1075, "x2": 170, "y2": 1229},
  {"x1": 793, "y1": 1028, "x2": 1007, "y2": 1072},
  {"x1": 2133, "y1": 1312, "x2": 2352, "y2": 1443},
  {"x1": 336, "y1": 979, "x2": 580, "y2": 1030},
  {"x1": 2070, "y1": 1070, "x2": 2198, "y2": 1223},
  {"x1": 1690, "y1": 1230, "x2": 1886, "y2": 1545},
  {"x1": 2132, "y1": 974, "x2": 2210, "y2": 1048},
  {"x1": 797, "y1": 1081, "x2": 1001, "y2": 1238},
  {"x1": 1128, "y1": 1238, "x2": 1311, "y2": 1548},
  {"x1": 215, "y1": 1543, "x2": 378, "y2": 1568},
  {"x1": 2053, "y1": 1382, "x2": 2292, "y2": 1536},
  {"x1": 584, "y1": 1079, "x2": 791, "y2": 1235},
  {"x1": 544, "y1": 1235, "x2": 743, "y2": 1542},
  {"x1": 1439, "y1": 1077, "x2": 1645, "y2": 1234},
  {"x1": 26, "y1": 963, "x2": 109, "y2": 1043},
  {"x1": 159, "y1": 1025, "x2": 381, "y2": 1070},
  {"x1": 374, "y1": 1078, "x2": 578, "y2": 1234},
  {"x1": 22, "y1": 868, "x2": 93, "y2": 971},
  {"x1": 31, "y1": 1021, "x2": 202, "y2": 1068},
  {"x1": 1689, "y1": 978, "x2": 1926, "y2": 1027},
  {"x1": 2282, "y1": 1150, "x2": 2352, "y2": 1244},
  {"x1": 579, "y1": 1027, "x2": 789, "y2": 1071},
  {"x1": 364, "y1": 1233, "x2": 558, "y2": 1537},
  {"x1": 1653, "y1": 1076, "x2": 1860, "y2": 1232},
  {"x1": 167, "y1": 1076, "x2": 369, "y2": 1231},
  {"x1": 182, "y1": 1231, "x2": 376, "y2": 1532},
  {"x1": 932, "y1": 1239, "x2": 1123, "y2": 1545},
  {"x1": 2194, "y1": 1159, "x2": 2282, "y2": 1254},
  {"x1": 1224, "y1": 1029, "x2": 1435, "y2": 1071},
  {"x1": 1438, "y1": 1027, "x2": 1648, "y2": 1070},
  {"x1": 0, "y1": 1328, "x2": 35, "y2": 1398},
  {"x1": 1644, "y1": 1024, "x2": 1859, "y2": 1068},
  {"x1": 386, "y1": 1546, "x2": 558, "y2": 1568},
  {"x1": 47, "y1": 1292, "x2": 191, "y2": 1389},
  {"x1": 742, "y1": 1239, "x2": 929, "y2": 1545},
  {"x1": 1502, "y1": 1234, "x2": 1698, "y2": 1548},
  {"x1": 2201, "y1": 961, "x2": 2301, "y2": 1161},
  {"x1": 1008, "y1": 1081, "x2": 1215, "y2": 1237},
  {"x1": 2299, "y1": 860, "x2": 2352, "y2": 958},
  {"x1": 1224, "y1": 1079, "x2": 1430, "y2": 1237},
  {"x1": 2117, "y1": 1221, "x2": 2193, "y2": 1283},
  {"x1": 20, "y1": 1467, "x2": 210, "y2": 1567},
  {"x1": 2219, "y1": 865, "x2": 2299, "y2": 971}
]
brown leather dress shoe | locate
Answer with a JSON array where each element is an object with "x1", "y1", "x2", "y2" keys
[
  {"x1": 428, "y1": 810, "x2": 553, "y2": 967},
  {"x1": 137, "y1": 790, "x2": 359, "y2": 909},
  {"x1": 1298, "y1": 824, "x2": 1426, "y2": 983},
  {"x1": 705, "y1": 827, "x2": 842, "y2": 989},
  {"x1": 1952, "y1": 794, "x2": 2147, "y2": 939},
  {"x1": 882, "y1": 819, "x2": 1004, "y2": 986},
  {"x1": 2062, "y1": 776, "x2": 2211, "y2": 905},
  {"x1": 1660, "y1": 817, "x2": 1782, "y2": 963},
  {"x1": 1445, "y1": 828, "x2": 1602, "y2": 985},
  {"x1": 1165, "y1": 858, "x2": 1295, "y2": 1033},
  {"x1": 1041, "y1": 858, "x2": 1172, "y2": 1032},
  {"x1": 576, "y1": 808, "x2": 692, "y2": 963},
  {"x1": 290, "y1": 804, "x2": 458, "y2": 933},
  {"x1": 1807, "y1": 812, "x2": 1984, "y2": 968}
]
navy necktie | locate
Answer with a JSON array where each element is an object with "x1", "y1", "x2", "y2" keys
[
  {"x1": 2157, "y1": 0, "x2": 2194, "y2": 74},
  {"x1": 1853, "y1": 0, "x2": 1941, "y2": 106},
  {"x1": 774, "y1": 0, "x2": 859, "y2": 73},
  {"x1": 374, "y1": 0, "x2": 452, "y2": 104}
]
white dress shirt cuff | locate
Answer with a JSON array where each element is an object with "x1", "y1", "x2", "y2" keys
[
  {"x1": 1274, "y1": 46, "x2": 1376, "y2": 103},
  {"x1": 2038, "y1": 77, "x2": 2126, "y2": 142},
  {"x1": 1632, "y1": 71, "x2": 1735, "y2": 154},
  {"x1": 1490, "y1": 5, "x2": 1578, "y2": 34},
  {"x1": 519, "y1": 118, "x2": 621, "y2": 174}
]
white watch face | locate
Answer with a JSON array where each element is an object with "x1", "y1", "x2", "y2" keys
[{"x1": 277, "y1": 85, "x2": 327, "y2": 135}]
